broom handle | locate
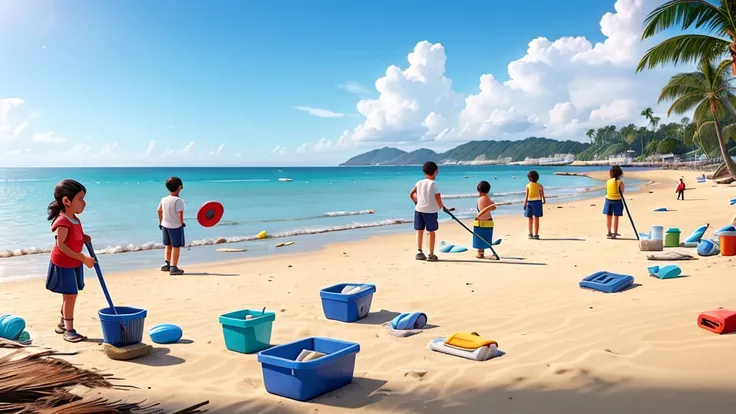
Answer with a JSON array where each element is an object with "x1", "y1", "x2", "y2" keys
[
  {"x1": 85, "y1": 242, "x2": 118, "y2": 314},
  {"x1": 620, "y1": 190, "x2": 639, "y2": 240}
]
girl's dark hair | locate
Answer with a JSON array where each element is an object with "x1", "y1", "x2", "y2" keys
[
  {"x1": 527, "y1": 170, "x2": 539, "y2": 182},
  {"x1": 477, "y1": 180, "x2": 491, "y2": 194},
  {"x1": 48, "y1": 179, "x2": 86, "y2": 221},
  {"x1": 609, "y1": 165, "x2": 623, "y2": 179}
]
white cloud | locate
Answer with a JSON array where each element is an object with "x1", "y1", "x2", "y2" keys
[
  {"x1": 294, "y1": 106, "x2": 345, "y2": 118},
  {"x1": 334, "y1": 0, "x2": 672, "y2": 149},
  {"x1": 162, "y1": 141, "x2": 195, "y2": 158},
  {"x1": 143, "y1": 140, "x2": 156, "y2": 157},
  {"x1": 271, "y1": 145, "x2": 288, "y2": 155},
  {"x1": 99, "y1": 142, "x2": 118, "y2": 156},
  {"x1": 209, "y1": 144, "x2": 225, "y2": 156},
  {"x1": 589, "y1": 99, "x2": 639, "y2": 122},
  {"x1": 338, "y1": 81, "x2": 373, "y2": 96},
  {"x1": 32, "y1": 131, "x2": 66, "y2": 143},
  {"x1": 0, "y1": 98, "x2": 23, "y2": 124}
]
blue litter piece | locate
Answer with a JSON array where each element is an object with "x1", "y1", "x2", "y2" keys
[
  {"x1": 579, "y1": 271, "x2": 634, "y2": 293},
  {"x1": 439, "y1": 244, "x2": 454, "y2": 253},
  {"x1": 390, "y1": 312, "x2": 428, "y2": 330},
  {"x1": 257, "y1": 337, "x2": 360, "y2": 401},
  {"x1": 493, "y1": 238, "x2": 502, "y2": 246},
  {"x1": 654, "y1": 207, "x2": 668, "y2": 212},
  {"x1": 148, "y1": 323, "x2": 183, "y2": 344},
  {"x1": 697, "y1": 239, "x2": 720, "y2": 256},
  {"x1": 449, "y1": 245, "x2": 467, "y2": 253},
  {"x1": 320, "y1": 283, "x2": 376, "y2": 322},
  {"x1": 647, "y1": 265, "x2": 682, "y2": 279}
]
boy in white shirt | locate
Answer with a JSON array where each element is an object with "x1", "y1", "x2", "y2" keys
[
  {"x1": 158, "y1": 176, "x2": 185, "y2": 275},
  {"x1": 409, "y1": 161, "x2": 448, "y2": 262}
]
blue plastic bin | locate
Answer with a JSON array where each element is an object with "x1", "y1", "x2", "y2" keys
[
  {"x1": 219, "y1": 309, "x2": 275, "y2": 354},
  {"x1": 257, "y1": 337, "x2": 360, "y2": 401},
  {"x1": 98, "y1": 306, "x2": 147, "y2": 347},
  {"x1": 320, "y1": 283, "x2": 376, "y2": 322}
]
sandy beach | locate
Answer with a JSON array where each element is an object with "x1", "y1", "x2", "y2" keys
[{"x1": 3, "y1": 169, "x2": 736, "y2": 414}]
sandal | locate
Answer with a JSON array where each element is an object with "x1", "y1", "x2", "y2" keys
[
  {"x1": 528, "y1": 234, "x2": 534, "y2": 239},
  {"x1": 415, "y1": 251, "x2": 427, "y2": 261},
  {"x1": 427, "y1": 254, "x2": 438, "y2": 262},
  {"x1": 169, "y1": 266, "x2": 184, "y2": 275},
  {"x1": 533, "y1": 234, "x2": 540, "y2": 239},
  {"x1": 63, "y1": 329, "x2": 87, "y2": 343},
  {"x1": 55, "y1": 320, "x2": 66, "y2": 334},
  {"x1": 476, "y1": 253, "x2": 485, "y2": 259},
  {"x1": 160, "y1": 261, "x2": 170, "y2": 272}
]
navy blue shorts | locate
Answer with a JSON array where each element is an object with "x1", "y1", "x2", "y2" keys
[
  {"x1": 414, "y1": 211, "x2": 439, "y2": 232},
  {"x1": 524, "y1": 200, "x2": 544, "y2": 218},
  {"x1": 46, "y1": 263, "x2": 84, "y2": 295},
  {"x1": 163, "y1": 226, "x2": 185, "y2": 248},
  {"x1": 603, "y1": 198, "x2": 624, "y2": 216}
]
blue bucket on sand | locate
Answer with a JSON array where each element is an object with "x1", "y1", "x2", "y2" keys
[
  {"x1": 257, "y1": 337, "x2": 360, "y2": 401},
  {"x1": 320, "y1": 283, "x2": 376, "y2": 323},
  {"x1": 98, "y1": 306, "x2": 147, "y2": 347}
]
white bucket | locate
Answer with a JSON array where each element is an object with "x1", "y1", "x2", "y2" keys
[{"x1": 650, "y1": 226, "x2": 664, "y2": 241}]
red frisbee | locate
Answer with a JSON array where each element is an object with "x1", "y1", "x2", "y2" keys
[{"x1": 197, "y1": 201, "x2": 224, "y2": 228}]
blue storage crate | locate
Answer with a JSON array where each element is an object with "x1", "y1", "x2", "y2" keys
[
  {"x1": 219, "y1": 309, "x2": 275, "y2": 354},
  {"x1": 98, "y1": 306, "x2": 147, "y2": 347},
  {"x1": 320, "y1": 283, "x2": 376, "y2": 322},
  {"x1": 257, "y1": 337, "x2": 360, "y2": 401}
]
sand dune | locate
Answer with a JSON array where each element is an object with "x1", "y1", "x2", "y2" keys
[{"x1": 2, "y1": 169, "x2": 736, "y2": 413}]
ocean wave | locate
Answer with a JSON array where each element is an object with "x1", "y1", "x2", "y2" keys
[
  {"x1": 200, "y1": 179, "x2": 271, "y2": 183},
  {"x1": 0, "y1": 219, "x2": 412, "y2": 259},
  {"x1": 323, "y1": 209, "x2": 374, "y2": 217}
]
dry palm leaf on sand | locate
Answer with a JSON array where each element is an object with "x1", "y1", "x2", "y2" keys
[{"x1": 0, "y1": 350, "x2": 208, "y2": 413}]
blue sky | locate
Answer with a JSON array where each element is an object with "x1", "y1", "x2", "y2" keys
[{"x1": 0, "y1": 0, "x2": 682, "y2": 166}]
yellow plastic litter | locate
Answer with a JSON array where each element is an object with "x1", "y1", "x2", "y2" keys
[
  {"x1": 444, "y1": 332, "x2": 497, "y2": 350},
  {"x1": 256, "y1": 230, "x2": 267, "y2": 239}
]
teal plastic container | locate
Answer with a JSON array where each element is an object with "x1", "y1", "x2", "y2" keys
[{"x1": 219, "y1": 309, "x2": 275, "y2": 354}]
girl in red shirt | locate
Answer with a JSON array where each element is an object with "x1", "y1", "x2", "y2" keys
[{"x1": 46, "y1": 179, "x2": 95, "y2": 343}]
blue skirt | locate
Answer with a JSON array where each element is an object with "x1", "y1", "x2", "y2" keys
[
  {"x1": 603, "y1": 198, "x2": 624, "y2": 216},
  {"x1": 46, "y1": 263, "x2": 84, "y2": 295}
]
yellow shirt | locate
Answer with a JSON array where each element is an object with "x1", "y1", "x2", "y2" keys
[
  {"x1": 606, "y1": 178, "x2": 621, "y2": 200},
  {"x1": 526, "y1": 182, "x2": 542, "y2": 201}
]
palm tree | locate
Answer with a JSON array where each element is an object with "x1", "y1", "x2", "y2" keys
[
  {"x1": 637, "y1": 0, "x2": 736, "y2": 76},
  {"x1": 640, "y1": 107, "x2": 656, "y2": 154},
  {"x1": 585, "y1": 129, "x2": 595, "y2": 144},
  {"x1": 658, "y1": 58, "x2": 736, "y2": 179}
]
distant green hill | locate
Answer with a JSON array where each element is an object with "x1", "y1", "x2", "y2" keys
[
  {"x1": 383, "y1": 149, "x2": 440, "y2": 165},
  {"x1": 339, "y1": 147, "x2": 407, "y2": 166},
  {"x1": 340, "y1": 137, "x2": 590, "y2": 165}
]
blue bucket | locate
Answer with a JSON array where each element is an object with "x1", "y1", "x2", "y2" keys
[
  {"x1": 257, "y1": 337, "x2": 360, "y2": 401},
  {"x1": 98, "y1": 306, "x2": 147, "y2": 347}
]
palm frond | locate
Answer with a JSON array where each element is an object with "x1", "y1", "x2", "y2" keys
[
  {"x1": 0, "y1": 350, "x2": 209, "y2": 414},
  {"x1": 721, "y1": 123, "x2": 736, "y2": 143},
  {"x1": 659, "y1": 73, "x2": 706, "y2": 102},
  {"x1": 642, "y1": 0, "x2": 730, "y2": 39},
  {"x1": 666, "y1": 92, "x2": 704, "y2": 115},
  {"x1": 636, "y1": 34, "x2": 729, "y2": 72},
  {"x1": 694, "y1": 100, "x2": 713, "y2": 123}
]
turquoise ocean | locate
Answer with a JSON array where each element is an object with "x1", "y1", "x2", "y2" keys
[{"x1": 0, "y1": 166, "x2": 642, "y2": 281}]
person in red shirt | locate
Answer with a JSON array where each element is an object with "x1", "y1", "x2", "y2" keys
[
  {"x1": 676, "y1": 178, "x2": 686, "y2": 200},
  {"x1": 46, "y1": 179, "x2": 95, "y2": 343}
]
